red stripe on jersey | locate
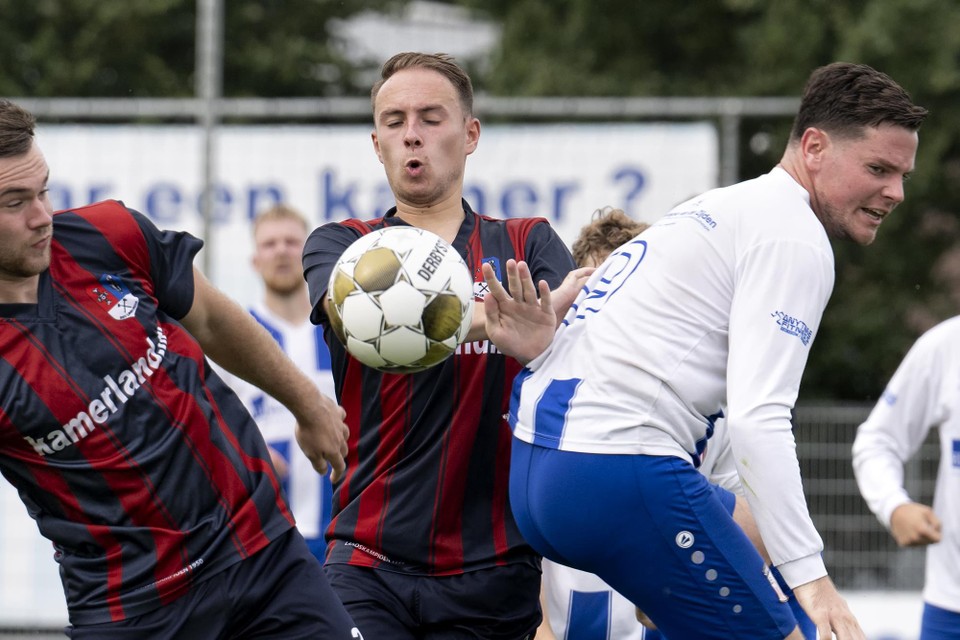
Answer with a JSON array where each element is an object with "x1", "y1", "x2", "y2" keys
[
  {"x1": 430, "y1": 339, "x2": 486, "y2": 570},
  {"x1": 332, "y1": 358, "x2": 365, "y2": 557},
  {"x1": 148, "y1": 322, "x2": 290, "y2": 549},
  {"x1": 360, "y1": 373, "x2": 411, "y2": 558},
  {"x1": 490, "y1": 359, "x2": 520, "y2": 562},
  {"x1": 190, "y1": 332, "x2": 295, "y2": 530},
  {"x1": 0, "y1": 323, "x2": 129, "y2": 620},
  {"x1": 64, "y1": 202, "x2": 155, "y2": 297}
]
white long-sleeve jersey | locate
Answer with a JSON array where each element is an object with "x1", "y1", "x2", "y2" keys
[
  {"x1": 514, "y1": 167, "x2": 834, "y2": 588},
  {"x1": 852, "y1": 316, "x2": 960, "y2": 613}
]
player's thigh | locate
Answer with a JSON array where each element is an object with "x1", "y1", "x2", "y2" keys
[
  {"x1": 64, "y1": 578, "x2": 223, "y2": 640},
  {"x1": 419, "y1": 563, "x2": 542, "y2": 640},
  {"x1": 229, "y1": 529, "x2": 360, "y2": 639},
  {"x1": 920, "y1": 602, "x2": 960, "y2": 640},
  {"x1": 323, "y1": 563, "x2": 418, "y2": 640},
  {"x1": 599, "y1": 456, "x2": 796, "y2": 640}
]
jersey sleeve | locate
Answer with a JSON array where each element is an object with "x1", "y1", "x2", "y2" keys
[
  {"x1": 523, "y1": 220, "x2": 576, "y2": 289},
  {"x1": 302, "y1": 222, "x2": 364, "y2": 325},
  {"x1": 726, "y1": 235, "x2": 834, "y2": 588},
  {"x1": 128, "y1": 207, "x2": 204, "y2": 320},
  {"x1": 852, "y1": 322, "x2": 950, "y2": 528}
]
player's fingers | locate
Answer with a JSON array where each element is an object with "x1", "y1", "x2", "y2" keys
[
  {"x1": 483, "y1": 290, "x2": 501, "y2": 321},
  {"x1": 928, "y1": 511, "x2": 943, "y2": 532},
  {"x1": 482, "y1": 262, "x2": 510, "y2": 301},
  {"x1": 516, "y1": 261, "x2": 538, "y2": 304},
  {"x1": 328, "y1": 455, "x2": 346, "y2": 484},
  {"x1": 816, "y1": 621, "x2": 833, "y2": 640},
  {"x1": 538, "y1": 279, "x2": 553, "y2": 312},
  {"x1": 505, "y1": 259, "x2": 524, "y2": 302}
]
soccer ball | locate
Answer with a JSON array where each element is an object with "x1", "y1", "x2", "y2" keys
[{"x1": 327, "y1": 226, "x2": 474, "y2": 373}]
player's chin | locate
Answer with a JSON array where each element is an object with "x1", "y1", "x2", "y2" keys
[
  {"x1": 852, "y1": 226, "x2": 880, "y2": 246},
  {"x1": 841, "y1": 219, "x2": 880, "y2": 246}
]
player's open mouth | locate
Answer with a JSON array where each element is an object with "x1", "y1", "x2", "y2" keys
[{"x1": 862, "y1": 208, "x2": 885, "y2": 222}]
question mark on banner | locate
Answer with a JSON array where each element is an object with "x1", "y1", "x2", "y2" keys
[{"x1": 611, "y1": 167, "x2": 646, "y2": 214}]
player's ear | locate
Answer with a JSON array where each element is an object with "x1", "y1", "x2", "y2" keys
[
  {"x1": 372, "y1": 130, "x2": 385, "y2": 165},
  {"x1": 464, "y1": 117, "x2": 480, "y2": 156},
  {"x1": 799, "y1": 127, "x2": 829, "y2": 170}
]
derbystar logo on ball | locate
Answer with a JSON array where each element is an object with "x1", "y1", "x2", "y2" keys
[{"x1": 327, "y1": 227, "x2": 474, "y2": 374}]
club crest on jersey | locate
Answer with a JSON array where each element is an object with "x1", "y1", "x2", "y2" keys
[
  {"x1": 88, "y1": 274, "x2": 139, "y2": 320},
  {"x1": 473, "y1": 256, "x2": 502, "y2": 301}
]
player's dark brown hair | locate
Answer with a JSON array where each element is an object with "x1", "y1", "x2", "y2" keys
[
  {"x1": 370, "y1": 52, "x2": 474, "y2": 118},
  {"x1": 0, "y1": 99, "x2": 36, "y2": 158},
  {"x1": 790, "y1": 62, "x2": 928, "y2": 141},
  {"x1": 572, "y1": 207, "x2": 649, "y2": 267}
]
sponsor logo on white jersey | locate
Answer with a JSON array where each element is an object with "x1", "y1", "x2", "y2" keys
[{"x1": 770, "y1": 310, "x2": 813, "y2": 346}]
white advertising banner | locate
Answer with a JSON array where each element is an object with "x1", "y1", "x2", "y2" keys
[
  {"x1": 36, "y1": 122, "x2": 718, "y2": 306},
  {"x1": 0, "y1": 122, "x2": 719, "y2": 628}
]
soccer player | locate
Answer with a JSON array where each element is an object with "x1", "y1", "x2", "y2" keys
[
  {"x1": 484, "y1": 62, "x2": 927, "y2": 639},
  {"x1": 539, "y1": 209, "x2": 816, "y2": 640},
  {"x1": 853, "y1": 316, "x2": 960, "y2": 639},
  {"x1": 0, "y1": 99, "x2": 360, "y2": 638},
  {"x1": 216, "y1": 203, "x2": 336, "y2": 562},
  {"x1": 301, "y1": 52, "x2": 582, "y2": 638}
]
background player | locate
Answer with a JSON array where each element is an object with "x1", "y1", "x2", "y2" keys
[
  {"x1": 853, "y1": 316, "x2": 960, "y2": 639},
  {"x1": 484, "y1": 61, "x2": 927, "y2": 639},
  {"x1": 217, "y1": 203, "x2": 336, "y2": 561},
  {"x1": 0, "y1": 99, "x2": 359, "y2": 638},
  {"x1": 301, "y1": 52, "x2": 583, "y2": 638}
]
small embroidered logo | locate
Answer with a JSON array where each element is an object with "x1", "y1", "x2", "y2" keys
[{"x1": 770, "y1": 310, "x2": 812, "y2": 346}]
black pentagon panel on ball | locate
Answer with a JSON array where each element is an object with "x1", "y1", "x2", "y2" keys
[
  {"x1": 354, "y1": 247, "x2": 402, "y2": 291},
  {"x1": 422, "y1": 293, "x2": 463, "y2": 341}
]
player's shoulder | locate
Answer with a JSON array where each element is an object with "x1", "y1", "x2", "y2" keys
[
  {"x1": 307, "y1": 216, "x2": 387, "y2": 244},
  {"x1": 917, "y1": 315, "x2": 960, "y2": 350},
  {"x1": 54, "y1": 199, "x2": 135, "y2": 226}
]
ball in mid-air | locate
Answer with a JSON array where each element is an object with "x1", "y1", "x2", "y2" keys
[{"x1": 327, "y1": 226, "x2": 474, "y2": 373}]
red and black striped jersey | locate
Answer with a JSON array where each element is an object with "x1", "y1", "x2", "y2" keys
[
  {"x1": 302, "y1": 202, "x2": 576, "y2": 575},
  {"x1": 0, "y1": 201, "x2": 293, "y2": 624}
]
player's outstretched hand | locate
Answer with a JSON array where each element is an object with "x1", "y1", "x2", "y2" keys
[
  {"x1": 482, "y1": 259, "x2": 555, "y2": 364},
  {"x1": 294, "y1": 391, "x2": 349, "y2": 483},
  {"x1": 793, "y1": 576, "x2": 865, "y2": 640},
  {"x1": 890, "y1": 502, "x2": 942, "y2": 547},
  {"x1": 551, "y1": 264, "x2": 595, "y2": 324}
]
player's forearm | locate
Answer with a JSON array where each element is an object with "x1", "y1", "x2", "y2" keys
[
  {"x1": 183, "y1": 272, "x2": 324, "y2": 416},
  {"x1": 728, "y1": 414, "x2": 826, "y2": 588},
  {"x1": 852, "y1": 432, "x2": 911, "y2": 526}
]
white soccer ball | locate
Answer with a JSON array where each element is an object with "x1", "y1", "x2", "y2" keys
[{"x1": 326, "y1": 226, "x2": 475, "y2": 373}]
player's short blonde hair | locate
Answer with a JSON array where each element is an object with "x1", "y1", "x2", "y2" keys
[{"x1": 252, "y1": 203, "x2": 309, "y2": 237}]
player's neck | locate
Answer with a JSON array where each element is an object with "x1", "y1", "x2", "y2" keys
[
  {"x1": 262, "y1": 286, "x2": 312, "y2": 326},
  {"x1": 0, "y1": 273, "x2": 40, "y2": 304},
  {"x1": 393, "y1": 193, "x2": 465, "y2": 244}
]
